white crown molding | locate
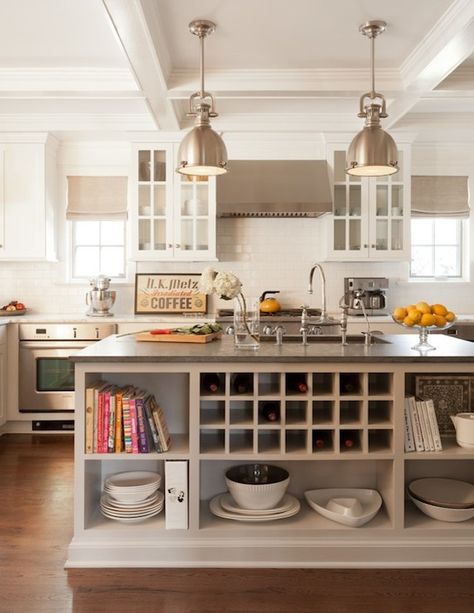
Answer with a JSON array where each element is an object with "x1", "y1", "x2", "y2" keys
[
  {"x1": 168, "y1": 68, "x2": 402, "y2": 94},
  {"x1": 0, "y1": 68, "x2": 137, "y2": 91},
  {"x1": 0, "y1": 113, "x2": 155, "y2": 131}
]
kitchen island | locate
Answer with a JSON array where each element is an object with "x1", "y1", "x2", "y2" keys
[{"x1": 67, "y1": 334, "x2": 474, "y2": 568}]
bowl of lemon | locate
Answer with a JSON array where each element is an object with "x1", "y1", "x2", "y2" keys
[{"x1": 392, "y1": 302, "x2": 456, "y2": 351}]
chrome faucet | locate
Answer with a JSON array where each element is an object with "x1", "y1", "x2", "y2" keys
[
  {"x1": 353, "y1": 290, "x2": 373, "y2": 346},
  {"x1": 274, "y1": 324, "x2": 286, "y2": 346},
  {"x1": 308, "y1": 263, "x2": 329, "y2": 322},
  {"x1": 338, "y1": 295, "x2": 349, "y2": 345},
  {"x1": 300, "y1": 305, "x2": 310, "y2": 345}
]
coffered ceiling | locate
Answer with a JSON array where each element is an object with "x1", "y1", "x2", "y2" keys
[{"x1": 0, "y1": 0, "x2": 474, "y2": 142}]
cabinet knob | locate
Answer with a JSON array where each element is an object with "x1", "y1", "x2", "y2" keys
[
  {"x1": 363, "y1": 244, "x2": 368, "y2": 248},
  {"x1": 167, "y1": 243, "x2": 173, "y2": 248},
  {"x1": 371, "y1": 244, "x2": 376, "y2": 248},
  {"x1": 175, "y1": 243, "x2": 181, "y2": 248}
]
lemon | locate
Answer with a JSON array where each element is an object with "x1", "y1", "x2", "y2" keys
[
  {"x1": 393, "y1": 307, "x2": 408, "y2": 321},
  {"x1": 446, "y1": 311, "x2": 456, "y2": 322},
  {"x1": 431, "y1": 304, "x2": 448, "y2": 316},
  {"x1": 420, "y1": 313, "x2": 436, "y2": 327},
  {"x1": 406, "y1": 309, "x2": 422, "y2": 324},
  {"x1": 403, "y1": 315, "x2": 415, "y2": 327},
  {"x1": 415, "y1": 301, "x2": 431, "y2": 314},
  {"x1": 433, "y1": 314, "x2": 447, "y2": 327}
]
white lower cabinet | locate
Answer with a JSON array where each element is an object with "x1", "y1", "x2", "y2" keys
[{"x1": 67, "y1": 362, "x2": 474, "y2": 568}]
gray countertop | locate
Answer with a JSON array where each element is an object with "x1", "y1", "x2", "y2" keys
[{"x1": 70, "y1": 333, "x2": 474, "y2": 363}]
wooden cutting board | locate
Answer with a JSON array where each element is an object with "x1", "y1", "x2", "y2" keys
[{"x1": 136, "y1": 331, "x2": 222, "y2": 343}]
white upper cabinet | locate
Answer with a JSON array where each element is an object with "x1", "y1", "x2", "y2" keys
[
  {"x1": 324, "y1": 143, "x2": 411, "y2": 261},
  {"x1": 0, "y1": 135, "x2": 57, "y2": 261},
  {"x1": 130, "y1": 144, "x2": 216, "y2": 261}
]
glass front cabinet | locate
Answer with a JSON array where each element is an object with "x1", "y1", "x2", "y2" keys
[
  {"x1": 131, "y1": 144, "x2": 216, "y2": 261},
  {"x1": 325, "y1": 144, "x2": 411, "y2": 261}
]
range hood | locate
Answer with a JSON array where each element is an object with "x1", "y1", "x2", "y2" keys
[{"x1": 216, "y1": 160, "x2": 332, "y2": 218}]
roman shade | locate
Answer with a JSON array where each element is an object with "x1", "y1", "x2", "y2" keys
[
  {"x1": 411, "y1": 176, "x2": 470, "y2": 218},
  {"x1": 66, "y1": 176, "x2": 128, "y2": 220}
]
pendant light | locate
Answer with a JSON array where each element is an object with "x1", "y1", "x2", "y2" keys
[
  {"x1": 346, "y1": 21, "x2": 398, "y2": 177},
  {"x1": 176, "y1": 20, "x2": 228, "y2": 177}
]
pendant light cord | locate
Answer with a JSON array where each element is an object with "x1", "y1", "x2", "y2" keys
[
  {"x1": 370, "y1": 35, "x2": 375, "y2": 98},
  {"x1": 200, "y1": 33, "x2": 205, "y2": 99}
]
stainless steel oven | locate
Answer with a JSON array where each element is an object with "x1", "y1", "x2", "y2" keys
[{"x1": 19, "y1": 323, "x2": 116, "y2": 412}]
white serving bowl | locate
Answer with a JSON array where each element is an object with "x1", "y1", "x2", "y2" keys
[
  {"x1": 304, "y1": 488, "x2": 383, "y2": 527},
  {"x1": 225, "y1": 464, "x2": 290, "y2": 510},
  {"x1": 408, "y1": 492, "x2": 474, "y2": 522}
]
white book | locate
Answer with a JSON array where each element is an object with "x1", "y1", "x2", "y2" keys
[
  {"x1": 425, "y1": 398, "x2": 443, "y2": 451},
  {"x1": 408, "y1": 396, "x2": 424, "y2": 452},
  {"x1": 404, "y1": 397, "x2": 415, "y2": 452},
  {"x1": 417, "y1": 400, "x2": 434, "y2": 451},
  {"x1": 165, "y1": 460, "x2": 188, "y2": 530}
]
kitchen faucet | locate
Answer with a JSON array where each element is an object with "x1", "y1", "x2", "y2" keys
[{"x1": 308, "y1": 263, "x2": 330, "y2": 323}]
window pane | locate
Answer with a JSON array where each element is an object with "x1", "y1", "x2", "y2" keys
[
  {"x1": 101, "y1": 221, "x2": 124, "y2": 245},
  {"x1": 411, "y1": 219, "x2": 432, "y2": 245},
  {"x1": 411, "y1": 246, "x2": 433, "y2": 277},
  {"x1": 74, "y1": 246, "x2": 100, "y2": 277},
  {"x1": 434, "y1": 218, "x2": 457, "y2": 245},
  {"x1": 100, "y1": 247, "x2": 125, "y2": 276},
  {"x1": 75, "y1": 221, "x2": 99, "y2": 245},
  {"x1": 434, "y1": 246, "x2": 460, "y2": 277}
]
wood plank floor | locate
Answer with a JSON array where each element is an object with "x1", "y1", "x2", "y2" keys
[{"x1": 1, "y1": 433, "x2": 474, "y2": 613}]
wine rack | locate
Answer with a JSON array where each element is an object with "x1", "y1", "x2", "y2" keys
[{"x1": 198, "y1": 370, "x2": 394, "y2": 456}]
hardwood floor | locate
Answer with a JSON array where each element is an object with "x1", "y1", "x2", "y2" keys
[{"x1": 1, "y1": 433, "x2": 473, "y2": 613}]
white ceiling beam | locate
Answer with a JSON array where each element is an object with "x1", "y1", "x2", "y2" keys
[
  {"x1": 101, "y1": 0, "x2": 179, "y2": 130},
  {"x1": 386, "y1": 0, "x2": 474, "y2": 128}
]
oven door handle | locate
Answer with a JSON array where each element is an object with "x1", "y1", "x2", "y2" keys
[{"x1": 19, "y1": 341, "x2": 94, "y2": 350}]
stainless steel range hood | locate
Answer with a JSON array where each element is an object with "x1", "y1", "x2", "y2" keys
[{"x1": 216, "y1": 160, "x2": 332, "y2": 218}]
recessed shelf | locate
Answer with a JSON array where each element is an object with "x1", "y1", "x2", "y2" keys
[
  {"x1": 229, "y1": 400, "x2": 253, "y2": 426},
  {"x1": 258, "y1": 372, "x2": 280, "y2": 395},
  {"x1": 368, "y1": 373, "x2": 392, "y2": 396},
  {"x1": 258, "y1": 430, "x2": 281, "y2": 454},
  {"x1": 229, "y1": 429, "x2": 254, "y2": 454},
  {"x1": 200, "y1": 400, "x2": 225, "y2": 426},
  {"x1": 312, "y1": 372, "x2": 334, "y2": 395},
  {"x1": 312, "y1": 400, "x2": 334, "y2": 425},
  {"x1": 368, "y1": 429, "x2": 393, "y2": 453},
  {"x1": 285, "y1": 430, "x2": 308, "y2": 454},
  {"x1": 340, "y1": 400, "x2": 362, "y2": 425},
  {"x1": 368, "y1": 400, "x2": 393, "y2": 425},
  {"x1": 339, "y1": 373, "x2": 362, "y2": 396},
  {"x1": 285, "y1": 400, "x2": 308, "y2": 425},
  {"x1": 200, "y1": 429, "x2": 225, "y2": 454}
]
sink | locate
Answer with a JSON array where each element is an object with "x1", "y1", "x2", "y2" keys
[{"x1": 260, "y1": 334, "x2": 390, "y2": 344}]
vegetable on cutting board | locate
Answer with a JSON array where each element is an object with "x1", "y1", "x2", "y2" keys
[{"x1": 149, "y1": 323, "x2": 222, "y2": 336}]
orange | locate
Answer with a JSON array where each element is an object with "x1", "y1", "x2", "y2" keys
[
  {"x1": 415, "y1": 301, "x2": 431, "y2": 314},
  {"x1": 433, "y1": 314, "x2": 447, "y2": 327},
  {"x1": 445, "y1": 311, "x2": 456, "y2": 322},
  {"x1": 431, "y1": 304, "x2": 448, "y2": 316},
  {"x1": 403, "y1": 316, "x2": 415, "y2": 327},
  {"x1": 406, "y1": 304, "x2": 417, "y2": 312},
  {"x1": 406, "y1": 309, "x2": 422, "y2": 324},
  {"x1": 393, "y1": 307, "x2": 407, "y2": 321},
  {"x1": 420, "y1": 313, "x2": 436, "y2": 327}
]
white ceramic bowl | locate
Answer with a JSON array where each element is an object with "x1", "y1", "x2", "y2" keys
[
  {"x1": 304, "y1": 488, "x2": 383, "y2": 527},
  {"x1": 225, "y1": 464, "x2": 290, "y2": 510},
  {"x1": 408, "y1": 492, "x2": 474, "y2": 522}
]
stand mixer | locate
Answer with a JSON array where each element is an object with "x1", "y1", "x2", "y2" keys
[{"x1": 86, "y1": 275, "x2": 116, "y2": 317}]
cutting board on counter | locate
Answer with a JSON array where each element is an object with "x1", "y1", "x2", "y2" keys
[{"x1": 136, "y1": 331, "x2": 222, "y2": 344}]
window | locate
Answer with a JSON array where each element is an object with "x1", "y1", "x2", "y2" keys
[
  {"x1": 71, "y1": 220, "x2": 126, "y2": 280},
  {"x1": 410, "y1": 217, "x2": 463, "y2": 279}
]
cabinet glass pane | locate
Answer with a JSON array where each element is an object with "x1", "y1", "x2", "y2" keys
[
  {"x1": 349, "y1": 220, "x2": 361, "y2": 250},
  {"x1": 391, "y1": 185, "x2": 403, "y2": 216},
  {"x1": 196, "y1": 219, "x2": 209, "y2": 250},
  {"x1": 138, "y1": 219, "x2": 151, "y2": 250},
  {"x1": 391, "y1": 219, "x2": 403, "y2": 250},
  {"x1": 153, "y1": 185, "x2": 166, "y2": 216},
  {"x1": 153, "y1": 150, "x2": 166, "y2": 181},
  {"x1": 334, "y1": 219, "x2": 346, "y2": 250},
  {"x1": 334, "y1": 186, "x2": 346, "y2": 216},
  {"x1": 138, "y1": 185, "x2": 151, "y2": 216},
  {"x1": 334, "y1": 151, "x2": 346, "y2": 182},
  {"x1": 348, "y1": 185, "x2": 361, "y2": 216},
  {"x1": 375, "y1": 220, "x2": 388, "y2": 250},
  {"x1": 153, "y1": 220, "x2": 167, "y2": 251},
  {"x1": 181, "y1": 219, "x2": 193, "y2": 251},
  {"x1": 376, "y1": 186, "x2": 388, "y2": 216},
  {"x1": 181, "y1": 183, "x2": 209, "y2": 216},
  {"x1": 138, "y1": 150, "x2": 151, "y2": 182}
]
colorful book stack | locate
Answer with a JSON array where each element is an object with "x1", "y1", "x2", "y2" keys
[
  {"x1": 85, "y1": 381, "x2": 171, "y2": 454},
  {"x1": 404, "y1": 396, "x2": 443, "y2": 453}
]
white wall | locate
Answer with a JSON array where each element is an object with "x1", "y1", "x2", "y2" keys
[{"x1": 1, "y1": 138, "x2": 474, "y2": 316}]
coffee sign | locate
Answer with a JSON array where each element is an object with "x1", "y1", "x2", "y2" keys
[{"x1": 134, "y1": 274, "x2": 207, "y2": 314}]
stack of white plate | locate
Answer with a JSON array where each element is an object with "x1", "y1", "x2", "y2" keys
[
  {"x1": 101, "y1": 471, "x2": 164, "y2": 523},
  {"x1": 209, "y1": 492, "x2": 300, "y2": 522},
  {"x1": 408, "y1": 478, "x2": 474, "y2": 522}
]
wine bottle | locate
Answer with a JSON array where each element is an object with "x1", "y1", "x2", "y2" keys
[
  {"x1": 231, "y1": 373, "x2": 252, "y2": 394},
  {"x1": 260, "y1": 402, "x2": 280, "y2": 422},
  {"x1": 340, "y1": 431, "x2": 357, "y2": 449},
  {"x1": 340, "y1": 373, "x2": 360, "y2": 394},
  {"x1": 286, "y1": 373, "x2": 308, "y2": 393},
  {"x1": 314, "y1": 437, "x2": 325, "y2": 449},
  {"x1": 202, "y1": 373, "x2": 221, "y2": 393}
]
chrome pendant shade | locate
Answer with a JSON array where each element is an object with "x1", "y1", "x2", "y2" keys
[
  {"x1": 346, "y1": 21, "x2": 398, "y2": 177},
  {"x1": 177, "y1": 20, "x2": 228, "y2": 177}
]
